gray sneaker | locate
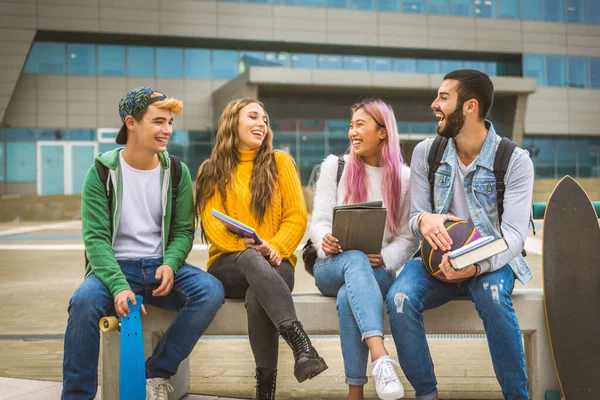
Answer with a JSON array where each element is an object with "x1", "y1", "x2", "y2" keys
[{"x1": 146, "y1": 377, "x2": 174, "y2": 400}]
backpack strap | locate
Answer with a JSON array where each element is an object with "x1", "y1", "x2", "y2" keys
[
  {"x1": 493, "y1": 137, "x2": 517, "y2": 229},
  {"x1": 169, "y1": 155, "x2": 182, "y2": 220},
  {"x1": 336, "y1": 155, "x2": 345, "y2": 187},
  {"x1": 427, "y1": 136, "x2": 448, "y2": 212},
  {"x1": 86, "y1": 160, "x2": 112, "y2": 268}
]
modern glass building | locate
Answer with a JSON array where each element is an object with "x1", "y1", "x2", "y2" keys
[{"x1": 1, "y1": 0, "x2": 599, "y2": 201}]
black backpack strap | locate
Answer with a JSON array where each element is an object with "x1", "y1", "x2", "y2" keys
[
  {"x1": 87, "y1": 160, "x2": 112, "y2": 268},
  {"x1": 336, "y1": 156, "x2": 345, "y2": 187},
  {"x1": 427, "y1": 136, "x2": 448, "y2": 212},
  {"x1": 493, "y1": 137, "x2": 517, "y2": 228},
  {"x1": 169, "y1": 155, "x2": 182, "y2": 220}
]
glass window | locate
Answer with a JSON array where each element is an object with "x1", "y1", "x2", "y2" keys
[
  {"x1": 568, "y1": 57, "x2": 589, "y2": 88},
  {"x1": 523, "y1": 54, "x2": 546, "y2": 86},
  {"x1": 273, "y1": 0, "x2": 301, "y2": 5},
  {"x1": 417, "y1": 59, "x2": 440, "y2": 74},
  {"x1": 353, "y1": 0, "x2": 376, "y2": 9},
  {"x1": 189, "y1": 130, "x2": 214, "y2": 142},
  {"x1": 266, "y1": 52, "x2": 291, "y2": 67},
  {"x1": 496, "y1": 61, "x2": 520, "y2": 76},
  {"x1": 411, "y1": 122, "x2": 437, "y2": 134},
  {"x1": 292, "y1": 53, "x2": 317, "y2": 69},
  {"x1": 557, "y1": 145, "x2": 577, "y2": 176},
  {"x1": 98, "y1": 45, "x2": 125, "y2": 76},
  {"x1": 397, "y1": 122, "x2": 410, "y2": 133},
  {"x1": 239, "y1": 51, "x2": 265, "y2": 69},
  {"x1": 69, "y1": 129, "x2": 96, "y2": 141},
  {"x1": 246, "y1": 0, "x2": 269, "y2": 2},
  {"x1": 428, "y1": 0, "x2": 450, "y2": 14},
  {"x1": 39, "y1": 128, "x2": 67, "y2": 141},
  {"x1": 328, "y1": 0, "x2": 351, "y2": 7},
  {"x1": 212, "y1": 50, "x2": 238, "y2": 79},
  {"x1": 67, "y1": 44, "x2": 96, "y2": 75},
  {"x1": 318, "y1": 55, "x2": 343, "y2": 70},
  {"x1": 530, "y1": 142, "x2": 555, "y2": 178},
  {"x1": 6, "y1": 128, "x2": 36, "y2": 141},
  {"x1": 6, "y1": 142, "x2": 36, "y2": 182},
  {"x1": 476, "y1": 0, "x2": 497, "y2": 17},
  {"x1": 344, "y1": 56, "x2": 368, "y2": 71},
  {"x1": 127, "y1": 46, "x2": 154, "y2": 77},
  {"x1": 156, "y1": 47, "x2": 182, "y2": 78},
  {"x1": 0, "y1": 142, "x2": 4, "y2": 182},
  {"x1": 441, "y1": 60, "x2": 463, "y2": 74},
  {"x1": 378, "y1": 0, "x2": 401, "y2": 11},
  {"x1": 591, "y1": 58, "x2": 600, "y2": 88},
  {"x1": 404, "y1": 0, "x2": 425, "y2": 13},
  {"x1": 393, "y1": 58, "x2": 417, "y2": 73},
  {"x1": 184, "y1": 49, "x2": 211, "y2": 79},
  {"x1": 546, "y1": 55, "x2": 567, "y2": 87},
  {"x1": 452, "y1": 0, "x2": 475, "y2": 16},
  {"x1": 566, "y1": 0, "x2": 586, "y2": 23},
  {"x1": 590, "y1": 0, "x2": 600, "y2": 24},
  {"x1": 369, "y1": 57, "x2": 392, "y2": 72},
  {"x1": 464, "y1": 61, "x2": 487, "y2": 72},
  {"x1": 523, "y1": 0, "x2": 544, "y2": 20},
  {"x1": 301, "y1": 0, "x2": 325, "y2": 6},
  {"x1": 498, "y1": 0, "x2": 520, "y2": 19},
  {"x1": 544, "y1": 0, "x2": 564, "y2": 21},
  {"x1": 24, "y1": 42, "x2": 66, "y2": 74}
]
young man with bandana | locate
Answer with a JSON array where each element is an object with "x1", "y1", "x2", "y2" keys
[{"x1": 386, "y1": 70, "x2": 534, "y2": 400}]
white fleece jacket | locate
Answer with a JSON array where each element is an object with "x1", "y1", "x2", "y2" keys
[{"x1": 309, "y1": 154, "x2": 419, "y2": 273}]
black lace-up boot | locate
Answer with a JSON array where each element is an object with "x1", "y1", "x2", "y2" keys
[
  {"x1": 279, "y1": 321, "x2": 328, "y2": 383},
  {"x1": 255, "y1": 369, "x2": 277, "y2": 400}
]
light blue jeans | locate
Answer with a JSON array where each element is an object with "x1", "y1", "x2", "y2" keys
[
  {"x1": 385, "y1": 258, "x2": 529, "y2": 400},
  {"x1": 313, "y1": 250, "x2": 395, "y2": 385},
  {"x1": 62, "y1": 258, "x2": 225, "y2": 400}
]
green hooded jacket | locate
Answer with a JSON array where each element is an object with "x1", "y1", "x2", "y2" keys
[{"x1": 81, "y1": 148, "x2": 195, "y2": 297}]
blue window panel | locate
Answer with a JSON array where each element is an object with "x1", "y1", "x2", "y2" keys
[
  {"x1": 273, "y1": 0, "x2": 300, "y2": 4},
  {"x1": 184, "y1": 49, "x2": 211, "y2": 79},
  {"x1": 523, "y1": 0, "x2": 544, "y2": 20},
  {"x1": 246, "y1": 0, "x2": 269, "y2": 3},
  {"x1": 378, "y1": 0, "x2": 401, "y2": 11},
  {"x1": 98, "y1": 45, "x2": 125, "y2": 76},
  {"x1": 318, "y1": 55, "x2": 343, "y2": 69},
  {"x1": 417, "y1": 59, "x2": 440, "y2": 74},
  {"x1": 498, "y1": 0, "x2": 520, "y2": 19},
  {"x1": 328, "y1": 0, "x2": 351, "y2": 7},
  {"x1": 99, "y1": 143, "x2": 120, "y2": 153},
  {"x1": 546, "y1": 55, "x2": 567, "y2": 87},
  {"x1": 393, "y1": 58, "x2": 417, "y2": 73},
  {"x1": 544, "y1": 0, "x2": 564, "y2": 21},
  {"x1": 0, "y1": 142, "x2": 4, "y2": 181},
  {"x1": 476, "y1": 0, "x2": 497, "y2": 17},
  {"x1": 327, "y1": 120, "x2": 348, "y2": 133},
  {"x1": 568, "y1": 57, "x2": 589, "y2": 88},
  {"x1": 590, "y1": 0, "x2": 600, "y2": 24},
  {"x1": 24, "y1": 42, "x2": 66, "y2": 74},
  {"x1": 239, "y1": 51, "x2": 265, "y2": 68},
  {"x1": 411, "y1": 122, "x2": 437, "y2": 134},
  {"x1": 302, "y1": 0, "x2": 325, "y2": 5},
  {"x1": 344, "y1": 56, "x2": 368, "y2": 71},
  {"x1": 127, "y1": 46, "x2": 155, "y2": 77},
  {"x1": 566, "y1": 0, "x2": 586, "y2": 22},
  {"x1": 212, "y1": 50, "x2": 239, "y2": 79},
  {"x1": 452, "y1": 0, "x2": 474, "y2": 16},
  {"x1": 523, "y1": 54, "x2": 545, "y2": 86},
  {"x1": 578, "y1": 147, "x2": 599, "y2": 178},
  {"x1": 156, "y1": 48, "x2": 183, "y2": 78},
  {"x1": 464, "y1": 61, "x2": 486, "y2": 72},
  {"x1": 370, "y1": 57, "x2": 392, "y2": 72},
  {"x1": 67, "y1": 44, "x2": 96, "y2": 75},
  {"x1": 591, "y1": 58, "x2": 600, "y2": 88},
  {"x1": 557, "y1": 146, "x2": 576, "y2": 177},
  {"x1": 353, "y1": 0, "x2": 376, "y2": 9},
  {"x1": 39, "y1": 128, "x2": 67, "y2": 141},
  {"x1": 292, "y1": 53, "x2": 317, "y2": 69},
  {"x1": 266, "y1": 52, "x2": 291, "y2": 67},
  {"x1": 428, "y1": 0, "x2": 450, "y2": 14},
  {"x1": 397, "y1": 122, "x2": 410, "y2": 133},
  {"x1": 441, "y1": 60, "x2": 463, "y2": 74},
  {"x1": 7, "y1": 142, "x2": 36, "y2": 182},
  {"x1": 404, "y1": 0, "x2": 425, "y2": 13},
  {"x1": 69, "y1": 129, "x2": 96, "y2": 141},
  {"x1": 6, "y1": 128, "x2": 36, "y2": 141}
]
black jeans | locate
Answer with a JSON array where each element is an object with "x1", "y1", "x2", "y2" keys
[{"x1": 209, "y1": 249, "x2": 297, "y2": 375}]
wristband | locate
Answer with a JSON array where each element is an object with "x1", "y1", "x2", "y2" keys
[
  {"x1": 473, "y1": 263, "x2": 481, "y2": 277},
  {"x1": 417, "y1": 212, "x2": 429, "y2": 228}
]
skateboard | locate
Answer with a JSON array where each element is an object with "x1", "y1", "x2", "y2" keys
[
  {"x1": 542, "y1": 176, "x2": 600, "y2": 399},
  {"x1": 99, "y1": 295, "x2": 146, "y2": 400}
]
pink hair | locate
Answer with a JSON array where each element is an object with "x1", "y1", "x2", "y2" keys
[{"x1": 343, "y1": 99, "x2": 404, "y2": 236}]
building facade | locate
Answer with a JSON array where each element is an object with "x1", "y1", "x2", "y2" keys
[{"x1": 1, "y1": 0, "x2": 599, "y2": 201}]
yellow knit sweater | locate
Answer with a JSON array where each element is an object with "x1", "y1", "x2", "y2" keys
[{"x1": 200, "y1": 149, "x2": 307, "y2": 269}]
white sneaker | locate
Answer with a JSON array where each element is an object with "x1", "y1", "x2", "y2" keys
[
  {"x1": 146, "y1": 377, "x2": 174, "y2": 400},
  {"x1": 372, "y1": 355, "x2": 405, "y2": 400}
]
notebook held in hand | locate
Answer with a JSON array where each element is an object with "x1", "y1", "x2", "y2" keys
[{"x1": 332, "y1": 201, "x2": 386, "y2": 255}]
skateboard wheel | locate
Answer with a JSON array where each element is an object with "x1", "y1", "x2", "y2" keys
[{"x1": 99, "y1": 316, "x2": 119, "y2": 332}]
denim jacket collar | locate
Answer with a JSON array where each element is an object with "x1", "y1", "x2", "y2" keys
[{"x1": 441, "y1": 120, "x2": 496, "y2": 171}]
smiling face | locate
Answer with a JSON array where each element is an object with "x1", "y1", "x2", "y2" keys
[
  {"x1": 431, "y1": 79, "x2": 466, "y2": 139},
  {"x1": 126, "y1": 104, "x2": 173, "y2": 153},
  {"x1": 237, "y1": 102, "x2": 268, "y2": 151},
  {"x1": 348, "y1": 107, "x2": 387, "y2": 166}
]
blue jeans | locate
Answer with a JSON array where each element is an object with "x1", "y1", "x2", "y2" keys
[
  {"x1": 313, "y1": 250, "x2": 395, "y2": 385},
  {"x1": 62, "y1": 258, "x2": 225, "y2": 400},
  {"x1": 385, "y1": 258, "x2": 528, "y2": 400}
]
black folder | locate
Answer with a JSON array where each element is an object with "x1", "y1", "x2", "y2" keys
[{"x1": 332, "y1": 201, "x2": 386, "y2": 254}]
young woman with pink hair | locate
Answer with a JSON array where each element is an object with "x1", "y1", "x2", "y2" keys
[{"x1": 310, "y1": 99, "x2": 419, "y2": 400}]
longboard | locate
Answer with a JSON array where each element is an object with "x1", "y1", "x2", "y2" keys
[
  {"x1": 543, "y1": 176, "x2": 600, "y2": 399},
  {"x1": 100, "y1": 295, "x2": 146, "y2": 400}
]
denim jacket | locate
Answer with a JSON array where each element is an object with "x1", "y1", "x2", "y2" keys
[{"x1": 409, "y1": 121, "x2": 534, "y2": 284}]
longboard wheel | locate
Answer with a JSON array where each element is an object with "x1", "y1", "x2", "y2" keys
[{"x1": 99, "y1": 316, "x2": 119, "y2": 332}]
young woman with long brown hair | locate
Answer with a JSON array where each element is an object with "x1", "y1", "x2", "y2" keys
[{"x1": 195, "y1": 98, "x2": 328, "y2": 400}]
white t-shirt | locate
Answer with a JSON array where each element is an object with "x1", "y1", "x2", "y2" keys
[
  {"x1": 113, "y1": 152, "x2": 163, "y2": 260},
  {"x1": 448, "y1": 159, "x2": 476, "y2": 223}
]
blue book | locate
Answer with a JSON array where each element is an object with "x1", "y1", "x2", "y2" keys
[
  {"x1": 448, "y1": 236, "x2": 508, "y2": 270},
  {"x1": 211, "y1": 209, "x2": 262, "y2": 245}
]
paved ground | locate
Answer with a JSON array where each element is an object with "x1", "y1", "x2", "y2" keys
[{"x1": 0, "y1": 220, "x2": 543, "y2": 399}]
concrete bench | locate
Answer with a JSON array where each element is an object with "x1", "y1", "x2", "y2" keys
[{"x1": 100, "y1": 288, "x2": 557, "y2": 400}]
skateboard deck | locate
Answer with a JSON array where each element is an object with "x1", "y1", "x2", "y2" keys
[{"x1": 543, "y1": 176, "x2": 600, "y2": 399}]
